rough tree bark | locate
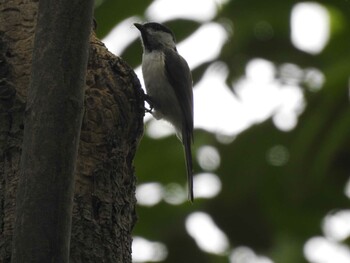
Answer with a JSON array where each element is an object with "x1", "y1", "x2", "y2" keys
[{"x1": 0, "y1": 0, "x2": 144, "y2": 262}]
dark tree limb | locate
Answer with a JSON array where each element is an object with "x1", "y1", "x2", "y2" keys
[{"x1": 11, "y1": 0, "x2": 94, "y2": 262}]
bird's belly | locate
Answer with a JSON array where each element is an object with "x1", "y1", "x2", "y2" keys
[{"x1": 142, "y1": 52, "x2": 182, "y2": 128}]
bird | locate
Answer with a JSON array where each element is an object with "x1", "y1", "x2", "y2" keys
[{"x1": 134, "y1": 22, "x2": 194, "y2": 202}]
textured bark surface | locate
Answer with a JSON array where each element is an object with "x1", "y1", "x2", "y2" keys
[
  {"x1": 0, "y1": 1, "x2": 37, "y2": 261},
  {"x1": 0, "y1": 0, "x2": 144, "y2": 262},
  {"x1": 69, "y1": 35, "x2": 144, "y2": 263}
]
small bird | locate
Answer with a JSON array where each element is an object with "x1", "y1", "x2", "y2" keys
[{"x1": 134, "y1": 22, "x2": 194, "y2": 201}]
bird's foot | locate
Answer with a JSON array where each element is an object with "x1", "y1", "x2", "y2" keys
[{"x1": 143, "y1": 94, "x2": 154, "y2": 113}]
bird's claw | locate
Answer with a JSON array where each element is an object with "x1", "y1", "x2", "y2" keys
[
  {"x1": 143, "y1": 94, "x2": 154, "y2": 113},
  {"x1": 144, "y1": 105, "x2": 153, "y2": 113}
]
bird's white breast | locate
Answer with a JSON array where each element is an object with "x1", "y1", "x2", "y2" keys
[{"x1": 142, "y1": 50, "x2": 182, "y2": 128}]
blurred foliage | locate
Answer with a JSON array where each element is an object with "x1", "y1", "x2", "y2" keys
[
  {"x1": 95, "y1": 0, "x2": 350, "y2": 262},
  {"x1": 94, "y1": 0, "x2": 153, "y2": 37}
]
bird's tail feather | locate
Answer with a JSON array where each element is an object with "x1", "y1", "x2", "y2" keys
[{"x1": 182, "y1": 129, "x2": 193, "y2": 202}]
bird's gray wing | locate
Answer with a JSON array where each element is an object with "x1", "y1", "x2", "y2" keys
[
  {"x1": 163, "y1": 48, "x2": 193, "y2": 138},
  {"x1": 164, "y1": 48, "x2": 194, "y2": 201}
]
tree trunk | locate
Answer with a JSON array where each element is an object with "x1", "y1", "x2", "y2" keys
[
  {"x1": 0, "y1": 0, "x2": 144, "y2": 262},
  {"x1": 11, "y1": 0, "x2": 94, "y2": 262}
]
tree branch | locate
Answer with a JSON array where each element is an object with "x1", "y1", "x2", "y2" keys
[{"x1": 11, "y1": 0, "x2": 94, "y2": 262}]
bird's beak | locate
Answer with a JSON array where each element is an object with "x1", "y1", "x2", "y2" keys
[{"x1": 134, "y1": 23, "x2": 143, "y2": 31}]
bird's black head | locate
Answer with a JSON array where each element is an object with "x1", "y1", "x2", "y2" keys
[{"x1": 134, "y1": 22, "x2": 177, "y2": 52}]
